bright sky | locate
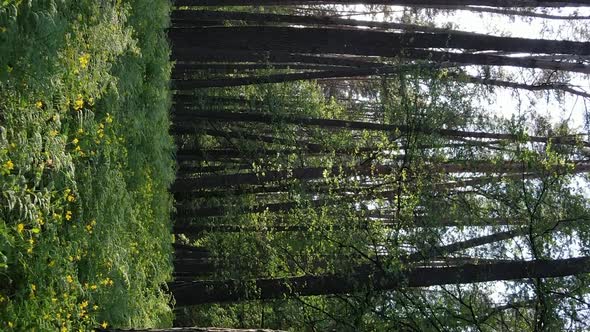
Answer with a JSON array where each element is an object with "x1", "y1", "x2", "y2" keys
[
  {"x1": 444, "y1": 8, "x2": 590, "y2": 130},
  {"x1": 340, "y1": 5, "x2": 590, "y2": 130}
]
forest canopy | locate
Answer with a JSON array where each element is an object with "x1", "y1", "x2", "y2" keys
[{"x1": 167, "y1": 1, "x2": 590, "y2": 331}]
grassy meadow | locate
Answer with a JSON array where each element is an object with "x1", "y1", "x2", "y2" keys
[{"x1": 0, "y1": 0, "x2": 175, "y2": 330}]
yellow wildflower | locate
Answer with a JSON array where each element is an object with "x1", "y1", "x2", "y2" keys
[
  {"x1": 72, "y1": 138, "x2": 79, "y2": 145},
  {"x1": 66, "y1": 275, "x2": 73, "y2": 283},
  {"x1": 4, "y1": 160, "x2": 14, "y2": 170},
  {"x1": 31, "y1": 284, "x2": 36, "y2": 292},
  {"x1": 35, "y1": 101, "x2": 43, "y2": 109},
  {"x1": 90, "y1": 284, "x2": 97, "y2": 290},
  {"x1": 67, "y1": 194, "x2": 75, "y2": 202},
  {"x1": 100, "y1": 322, "x2": 108, "y2": 329},
  {"x1": 77, "y1": 128, "x2": 84, "y2": 135},
  {"x1": 80, "y1": 300, "x2": 89, "y2": 309},
  {"x1": 49, "y1": 129, "x2": 59, "y2": 137},
  {"x1": 74, "y1": 145, "x2": 81, "y2": 152},
  {"x1": 65, "y1": 211, "x2": 72, "y2": 221},
  {"x1": 61, "y1": 326, "x2": 67, "y2": 332},
  {"x1": 79, "y1": 53, "x2": 90, "y2": 69},
  {"x1": 101, "y1": 277, "x2": 114, "y2": 286},
  {"x1": 74, "y1": 95, "x2": 84, "y2": 111},
  {"x1": 16, "y1": 223, "x2": 24, "y2": 233},
  {"x1": 8, "y1": 321, "x2": 13, "y2": 328},
  {"x1": 105, "y1": 113, "x2": 113, "y2": 124}
]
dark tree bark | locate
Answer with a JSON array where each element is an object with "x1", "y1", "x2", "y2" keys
[
  {"x1": 174, "y1": 258, "x2": 216, "y2": 276},
  {"x1": 173, "y1": 0, "x2": 590, "y2": 7},
  {"x1": 171, "y1": 166, "x2": 359, "y2": 191},
  {"x1": 171, "y1": 127, "x2": 329, "y2": 153},
  {"x1": 173, "y1": 243, "x2": 210, "y2": 255},
  {"x1": 170, "y1": 256, "x2": 590, "y2": 305},
  {"x1": 402, "y1": 48, "x2": 590, "y2": 74},
  {"x1": 171, "y1": 10, "x2": 472, "y2": 35},
  {"x1": 172, "y1": 95, "x2": 266, "y2": 107},
  {"x1": 172, "y1": 63, "x2": 350, "y2": 76},
  {"x1": 171, "y1": 66, "x2": 590, "y2": 99},
  {"x1": 169, "y1": 27, "x2": 590, "y2": 56},
  {"x1": 172, "y1": 162, "x2": 590, "y2": 191},
  {"x1": 172, "y1": 48, "x2": 386, "y2": 68},
  {"x1": 176, "y1": 146, "x2": 379, "y2": 161},
  {"x1": 173, "y1": 223, "x2": 320, "y2": 234},
  {"x1": 451, "y1": 74, "x2": 590, "y2": 99},
  {"x1": 173, "y1": 185, "x2": 293, "y2": 200},
  {"x1": 406, "y1": 228, "x2": 524, "y2": 262},
  {"x1": 171, "y1": 47, "x2": 590, "y2": 74},
  {"x1": 171, "y1": 64, "x2": 444, "y2": 89},
  {"x1": 172, "y1": 110, "x2": 589, "y2": 146},
  {"x1": 175, "y1": 198, "x2": 333, "y2": 218}
]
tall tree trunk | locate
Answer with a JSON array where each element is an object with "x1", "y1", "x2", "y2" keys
[
  {"x1": 171, "y1": 10, "x2": 471, "y2": 35},
  {"x1": 451, "y1": 73, "x2": 590, "y2": 99},
  {"x1": 173, "y1": 63, "x2": 350, "y2": 76},
  {"x1": 170, "y1": 256, "x2": 590, "y2": 305},
  {"x1": 172, "y1": 48, "x2": 386, "y2": 68},
  {"x1": 172, "y1": 127, "x2": 329, "y2": 153},
  {"x1": 171, "y1": 67, "x2": 590, "y2": 99},
  {"x1": 402, "y1": 48, "x2": 590, "y2": 74},
  {"x1": 171, "y1": 64, "x2": 444, "y2": 89},
  {"x1": 171, "y1": 47, "x2": 590, "y2": 74},
  {"x1": 172, "y1": 110, "x2": 588, "y2": 146},
  {"x1": 169, "y1": 27, "x2": 590, "y2": 56},
  {"x1": 406, "y1": 228, "x2": 524, "y2": 262},
  {"x1": 175, "y1": 199, "x2": 329, "y2": 218},
  {"x1": 172, "y1": 162, "x2": 590, "y2": 191}
]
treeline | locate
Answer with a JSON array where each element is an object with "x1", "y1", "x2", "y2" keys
[{"x1": 164, "y1": 1, "x2": 590, "y2": 331}]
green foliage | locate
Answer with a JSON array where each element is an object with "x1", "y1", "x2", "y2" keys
[{"x1": 0, "y1": 0, "x2": 174, "y2": 330}]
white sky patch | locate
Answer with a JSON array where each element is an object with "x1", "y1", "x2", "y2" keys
[{"x1": 337, "y1": 5, "x2": 590, "y2": 129}]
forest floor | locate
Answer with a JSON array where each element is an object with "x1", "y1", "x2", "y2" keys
[{"x1": 0, "y1": 0, "x2": 175, "y2": 330}]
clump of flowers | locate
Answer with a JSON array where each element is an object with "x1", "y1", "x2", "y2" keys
[
  {"x1": 74, "y1": 94, "x2": 84, "y2": 111},
  {"x1": 79, "y1": 53, "x2": 90, "y2": 69},
  {"x1": 1, "y1": 159, "x2": 14, "y2": 175}
]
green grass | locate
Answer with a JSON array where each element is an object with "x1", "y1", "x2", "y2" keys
[{"x1": 0, "y1": 0, "x2": 175, "y2": 330}]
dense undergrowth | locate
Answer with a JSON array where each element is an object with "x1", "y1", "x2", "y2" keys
[{"x1": 0, "y1": 0, "x2": 175, "y2": 330}]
